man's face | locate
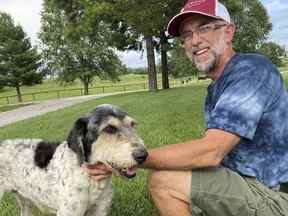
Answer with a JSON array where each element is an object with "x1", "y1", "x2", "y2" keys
[{"x1": 179, "y1": 15, "x2": 228, "y2": 73}]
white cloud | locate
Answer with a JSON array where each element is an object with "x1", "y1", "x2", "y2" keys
[
  {"x1": 260, "y1": 0, "x2": 288, "y2": 47},
  {"x1": 117, "y1": 50, "x2": 148, "y2": 68},
  {"x1": 0, "y1": 0, "x2": 43, "y2": 45},
  {"x1": 263, "y1": 0, "x2": 288, "y2": 12}
]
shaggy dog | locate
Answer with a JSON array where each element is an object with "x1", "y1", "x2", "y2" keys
[{"x1": 0, "y1": 104, "x2": 148, "y2": 216}]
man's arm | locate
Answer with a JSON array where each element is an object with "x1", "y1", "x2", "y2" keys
[{"x1": 142, "y1": 129, "x2": 240, "y2": 170}]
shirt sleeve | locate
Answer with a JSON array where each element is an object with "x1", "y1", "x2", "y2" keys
[{"x1": 207, "y1": 76, "x2": 273, "y2": 140}]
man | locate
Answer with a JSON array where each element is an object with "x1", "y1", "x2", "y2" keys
[{"x1": 85, "y1": 0, "x2": 288, "y2": 215}]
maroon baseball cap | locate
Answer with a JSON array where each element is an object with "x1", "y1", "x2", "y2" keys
[{"x1": 167, "y1": 0, "x2": 231, "y2": 36}]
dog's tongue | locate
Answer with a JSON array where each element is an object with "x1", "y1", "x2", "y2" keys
[{"x1": 122, "y1": 167, "x2": 137, "y2": 178}]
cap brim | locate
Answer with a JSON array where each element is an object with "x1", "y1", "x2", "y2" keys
[{"x1": 167, "y1": 11, "x2": 219, "y2": 37}]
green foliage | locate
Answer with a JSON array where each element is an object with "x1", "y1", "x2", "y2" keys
[
  {"x1": 257, "y1": 42, "x2": 286, "y2": 66},
  {"x1": 53, "y1": 0, "x2": 185, "y2": 90},
  {"x1": 169, "y1": 41, "x2": 199, "y2": 78},
  {"x1": 222, "y1": 0, "x2": 272, "y2": 52},
  {"x1": 40, "y1": 0, "x2": 125, "y2": 95},
  {"x1": 0, "y1": 12, "x2": 43, "y2": 102},
  {"x1": 126, "y1": 68, "x2": 148, "y2": 75}
]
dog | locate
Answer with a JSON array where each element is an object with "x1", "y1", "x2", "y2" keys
[{"x1": 0, "y1": 104, "x2": 148, "y2": 216}]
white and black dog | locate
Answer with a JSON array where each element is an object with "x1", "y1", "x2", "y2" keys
[{"x1": 0, "y1": 104, "x2": 148, "y2": 216}]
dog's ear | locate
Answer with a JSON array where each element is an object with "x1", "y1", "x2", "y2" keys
[{"x1": 67, "y1": 117, "x2": 88, "y2": 164}]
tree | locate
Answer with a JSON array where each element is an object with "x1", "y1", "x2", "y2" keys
[
  {"x1": 0, "y1": 12, "x2": 43, "y2": 102},
  {"x1": 257, "y1": 42, "x2": 286, "y2": 67},
  {"x1": 39, "y1": 0, "x2": 125, "y2": 95},
  {"x1": 52, "y1": 0, "x2": 184, "y2": 91},
  {"x1": 169, "y1": 41, "x2": 199, "y2": 78},
  {"x1": 109, "y1": 0, "x2": 184, "y2": 90},
  {"x1": 222, "y1": 0, "x2": 272, "y2": 52}
]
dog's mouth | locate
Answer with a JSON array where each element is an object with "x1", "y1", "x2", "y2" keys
[{"x1": 107, "y1": 162, "x2": 137, "y2": 178}]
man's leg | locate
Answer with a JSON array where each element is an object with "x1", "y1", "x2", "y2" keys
[
  {"x1": 148, "y1": 170, "x2": 192, "y2": 216},
  {"x1": 148, "y1": 167, "x2": 288, "y2": 216}
]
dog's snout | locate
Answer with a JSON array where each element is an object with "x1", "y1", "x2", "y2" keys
[{"x1": 132, "y1": 149, "x2": 148, "y2": 164}]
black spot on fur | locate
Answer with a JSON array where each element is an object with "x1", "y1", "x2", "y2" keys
[{"x1": 34, "y1": 141, "x2": 60, "y2": 168}]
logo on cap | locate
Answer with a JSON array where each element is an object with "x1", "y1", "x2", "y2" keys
[{"x1": 185, "y1": 0, "x2": 207, "y2": 8}]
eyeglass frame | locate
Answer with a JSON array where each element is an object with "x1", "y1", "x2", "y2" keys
[{"x1": 179, "y1": 21, "x2": 228, "y2": 44}]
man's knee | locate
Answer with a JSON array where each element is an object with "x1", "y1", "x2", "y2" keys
[
  {"x1": 147, "y1": 170, "x2": 192, "y2": 203},
  {"x1": 147, "y1": 170, "x2": 166, "y2": 196}
]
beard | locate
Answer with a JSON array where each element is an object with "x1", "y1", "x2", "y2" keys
[{"x1": 185, "y1": 32, "x2": 226, "y2": 74}]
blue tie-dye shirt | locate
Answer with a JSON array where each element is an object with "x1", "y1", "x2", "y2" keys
[{"x1": 205, "y1": 53, "x2": 288, "y2": 188}]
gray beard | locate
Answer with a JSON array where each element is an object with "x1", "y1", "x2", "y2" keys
[
  {"x1": 186, "y1": 34, "x2": 226, "y2": 74},
  {"x1": 193, "y1": 52, "x2": 218, "y2": 73}
]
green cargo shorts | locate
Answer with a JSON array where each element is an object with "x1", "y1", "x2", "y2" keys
[{"x1": 191, "y1": 167, "x2": 288, "y2": 216}]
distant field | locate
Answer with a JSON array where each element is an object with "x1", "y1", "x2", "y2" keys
[
  {"x1": 0, "y1": 74, "x2": 150, "y2": 97},
  {"x1": 0, "y1": 74, "x2": 201, "y2": 106},
  {"x1": 0, "y1": 104, "x2": 28, "y2": 112}
]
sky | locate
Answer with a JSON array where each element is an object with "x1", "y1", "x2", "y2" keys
[{"x1": 0, "y1": 0, "x2": 287, "y2": 68}]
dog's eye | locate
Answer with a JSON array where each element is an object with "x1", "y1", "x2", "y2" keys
[{"x1": 104, "y1": 125, "x2": 117, "y2": 134}]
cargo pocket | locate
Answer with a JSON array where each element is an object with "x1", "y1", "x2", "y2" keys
[{"x1": 246, "y1": 178, "x2": 287, "y2": 216}]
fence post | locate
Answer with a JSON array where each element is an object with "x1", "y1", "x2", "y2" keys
[
  {"x1": 6, "y1": 96, "x2": 9, "y2": 104},
  {"x1": 32, "y1": 93, "x2": 36, "y2": 101}
]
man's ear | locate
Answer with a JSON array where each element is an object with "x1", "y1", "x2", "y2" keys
[
  {"x1": 225, "y1": 23, "x2": 236, "y2": 43},
  {"x1": 67, "y1": 117, "x2": 88, "y2": 164}
]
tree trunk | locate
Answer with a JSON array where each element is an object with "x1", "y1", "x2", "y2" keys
[
  {"x1": 83, "y1": 81, "x2": 89, "y2": 95},
  {"x1": 145, "y1": 35, "x2": 157, "y2": 92},
  {"x1": 81, "y1": 75, "x2": 90, "y2": 95},
  {"x1": 16, "y1": 85, "x2": 23, "y2": 103},
  {"x1": 160, "y1": 31, "x2": 169, "y2": 89}
]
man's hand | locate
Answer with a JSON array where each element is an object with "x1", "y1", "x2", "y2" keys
[{"x1": 82, "y1": 162, "x2": 112, "y2": 181}]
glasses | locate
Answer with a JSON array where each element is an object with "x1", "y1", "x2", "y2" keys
[{"x1": 180, "y1": 22, "x2": 227, "y2": 43}]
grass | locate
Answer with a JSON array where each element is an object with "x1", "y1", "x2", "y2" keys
[
  {"x1": 0, "y1": 104, "x2": 30, "y2": 112},
  {"x1": 0, "y1": 85, "x2": 207, "y2": 216}
]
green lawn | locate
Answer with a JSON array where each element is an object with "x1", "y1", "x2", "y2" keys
[
  {"x1": 0, "y1": 85, "x2": 207, "y2": 216},
  {"x1": 0, "y1": 104, "x2": 29, "y2": 112}
]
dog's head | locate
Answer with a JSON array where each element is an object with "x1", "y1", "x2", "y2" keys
[{"x1": 67, "y1": 104, "x2": 148, "y2": 178}]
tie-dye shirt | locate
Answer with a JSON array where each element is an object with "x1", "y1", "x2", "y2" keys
[{"x1": 205, "y1": 53, "x2": 288, "y2": 187}]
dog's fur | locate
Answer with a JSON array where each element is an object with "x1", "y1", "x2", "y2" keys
[{"x1": 0, "y1": 104, "x2": 148, "y2": 216}]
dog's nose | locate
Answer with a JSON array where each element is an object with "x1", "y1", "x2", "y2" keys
[{"x1": 132, "y1": 149, "x2": 148, "y2": 164}]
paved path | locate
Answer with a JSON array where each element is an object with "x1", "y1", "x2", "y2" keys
[{"x1": 0, "y1": 92, "x2": 127, "y2": 127}]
